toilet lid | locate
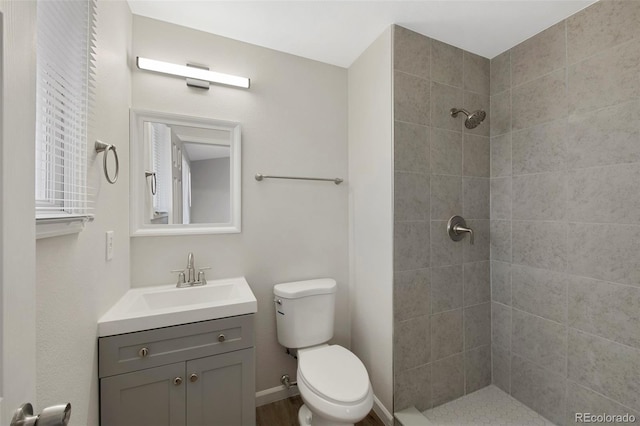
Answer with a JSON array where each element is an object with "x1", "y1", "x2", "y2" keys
[{"x1": 298, "y1": 345, "x2": 370, "y2": 403}]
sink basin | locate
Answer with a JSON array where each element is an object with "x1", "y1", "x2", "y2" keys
[{"x1": 98, "y1": 277, "x2": 257, "y2": 337}]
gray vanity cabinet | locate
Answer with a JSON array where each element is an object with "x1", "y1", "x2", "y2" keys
[
  {"x1": 101, "y1": 362, "x2": 187, "y2": 426},
  {"x1": 99, "y1": 315, "x2": 255, "y2": 426}
]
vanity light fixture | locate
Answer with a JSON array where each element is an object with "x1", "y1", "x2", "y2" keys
[{"x1": 136, "y1": 57, "x2": 250, "y2": 89}]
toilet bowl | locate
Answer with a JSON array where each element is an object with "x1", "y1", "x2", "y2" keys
[
  {"x1": 296, "y1": 345, "x2": 373, "y2": 426},
  {"x1": 273, "y1": 279, "x2": 374, "y2": 425}
]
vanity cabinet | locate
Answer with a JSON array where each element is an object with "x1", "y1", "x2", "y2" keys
[{"x1": 99, "y1": 314, "x2": 255, "y2": 426}]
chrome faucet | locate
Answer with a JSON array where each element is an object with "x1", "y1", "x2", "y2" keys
[{"x1": 171, "y1": 252, "x2": 210, "y2": 288}]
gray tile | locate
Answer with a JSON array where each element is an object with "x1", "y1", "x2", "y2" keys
[
  {"x1": 464, "y1": 302, "x2": 491, "y2": 350},
  {"x1": 512, "y1": 119, "x2": 567, "y2": 175},
  {"x1": 512, "y1": 221, "x2": 567, "y2": 272},
  {"x1": 431, "y1": 265, "x2": 463, "y2": 314},
  {"x1": 463, "y1": 177, "x2": 489, "y2": 220},
  {"x1": 394, "y1": 221, "x2": 430, "y2": 271},
  {"x1": 395, "y1": 172, "x2": 430, "y2": 222},
  {"x1": 567, "y1": 0, "x2": 640, "y2": 65},
  {"x1": 567, "y1": 100, "x2": 640, "y2": 170},
  {"x1": 464, "y1": 51, "x2": 490, "y2": 95},
  {"x1": 431, "y1": 128, "x2": 462, "y2": 176},
  {"x1": 512, "y1": 309, "x2": 567, "y2": 375},
  {"x1": 395, "y1": 71, "x2": 430, "y2": 126},
  {"x1": 568, "y1": 329, "x2": 640, "y2": 412},
  {"x1": 463, "y1": 219, "x2": 490, "y2": 262},
  {"x1": 431, "y1": 39, "x2": 463, "y2": 88},
  {"x1": 431, "y1": 175, "x2": 462, "y2": 220},
  {"x1": 394, "y1": 315, "x2": 431, "y2": 371},
  {"x1": 490, "y1": 220, "x2": 511, "y2": 263},
  {"x1": 568, "y1": 39, "x2": 640, "y2": 115},
  {"x1": 394, "y1": 121, "x2": 430, "y2": 173},
  {"x1": 512, "y1": 69, "x2": 567, "y2": 130},
  {"x1": 492, "y1": 301, "x2": 511, "y2": 350},
  {"x1": 463, "y1": 91, "x2": 490, "y2": 137},
  {"x1": 394, "y1": 25, "x2": 431, "y2": 79},
  {"x1": 394, "y1": 268, "x2": 431, "y2": 321},
  {"x1": 491, "y1": 133, "x2": 512, "y2": 177},
  {"x1": 567, "y1": 222, "x2": 640, "y2": 287},
  {"x1": 569, "y1": 276, "x2": 640, "y2": 350},
  {"x1": 492, "y1": 344, "x2": 511, "y2": 393},
  {"x1": 463, "y1": 261, "x2": 490, "y2": 306},
  {"x1": 568, "y1": 164, "x2": 640, "y2": 225},
  {"x1": 511, "y1": 354, "x2": 567, "y2": 425},
  {"x1": 431, "y1": 220, "x2": 463, "y2": 267},
  {"x1": 465, "y1": 345, "x2": 492, "y2": 394},
  {"x1": 512, "y1": 172, "x2": 566, "y2": 221},
  {"x1": 431, "y1": 82, "x2": 463, "y2": 132},
  {"x1": 431, "y1": 309, "x2": 463, "y2": 360},
  {"x1": 463, "y1": 134, "x2": 490, "y2": 177},
  {"x1": 512, "y1": 264, "x2": 567, "y2": 323},
  {"x1": 511, "y1": 21, "x2": 566, "y2": 87},
  {"x1": 491, "y1": 261, "x2": 512, "y2": 306},
  {"x1": 490, "y1": 90, "x2": 511, "y2": 136},
  {"x1": 490, "y1": 177, "x2": 511, "y2": 220},
  {"x1": 432, "y1": 353, "x2": 464, "y2": 407},
  {"x1": 394, "y1": 363, "x2": 432, "y2": 411},
  {"x1": 566, "y1": 381, "x2": 640, "y2": 426},
  {"x1": 490, "y1": 50, "x2": 511, "y2": 96}
]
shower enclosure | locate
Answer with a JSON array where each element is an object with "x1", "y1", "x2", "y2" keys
[{"x1": 391, "y1": 1, "x2": 640, "y2": 424}]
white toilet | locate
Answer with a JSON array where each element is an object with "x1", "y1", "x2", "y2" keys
[{"x1": 274, "y1": 278, "x2": 374, "y2": 426}]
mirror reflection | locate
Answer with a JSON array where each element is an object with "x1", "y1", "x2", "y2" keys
[{"x1": 144, "y1": 122, "x2": 231, "y2": 225}]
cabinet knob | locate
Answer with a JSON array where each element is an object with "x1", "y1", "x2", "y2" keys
[
  {"x1": 217, "y1": 334, "x2": 226, "y2": 343},
  {"x1": 173, "y1": 377, "x2": 183, "y2": 386},
  {"x1": 138, "y1": 347, "x2": 149, "y2": 358},
  {"x1": 189, "y1": 373, "x2": 199, "y2": 383}
]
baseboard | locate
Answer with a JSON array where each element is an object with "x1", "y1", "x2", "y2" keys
[
  {"x1": 255, "y1": 384, "x2": 300, "y2": 407},
  {"x1": 373, "y1": 394, "x2": 394, "y2": 426}
]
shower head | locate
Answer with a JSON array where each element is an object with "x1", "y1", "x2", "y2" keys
[{"x1": 450, "y1": 108, "x2": 486, "y2": 129}]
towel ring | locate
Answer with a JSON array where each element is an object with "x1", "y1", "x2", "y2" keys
[
  {"x1": 145, "y1": 171, "x2": 157, "y2": 195},
  {"x1": 95, "y1": 140, "x2": 119, "y2": 184}
]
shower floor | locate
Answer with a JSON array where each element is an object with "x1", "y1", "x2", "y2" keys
[
  {"x1": 395, "y1": 385, "x2": 557, "y2": 426},
  {"x1": 422, "y1": 385, "x2": 555, "y2": 426}
]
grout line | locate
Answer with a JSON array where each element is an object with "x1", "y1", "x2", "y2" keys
[
  {"x1": 564, "y1": 19, "x2": 571, "y2": 417},
  {"x1": 508, "y1": 47, "x2": 513, "y2": 397}
]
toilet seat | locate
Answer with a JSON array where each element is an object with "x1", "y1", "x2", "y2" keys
[{"x1": 297, "y1": 345, "x2": 374, "y2": 423}]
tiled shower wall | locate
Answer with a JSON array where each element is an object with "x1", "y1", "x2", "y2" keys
[
  {"x1": 393, "y1": 25, "x2": 492, "y2": 411},
  {"x1": 489, "y1": 1, "x2": 640, "y2": 425}
]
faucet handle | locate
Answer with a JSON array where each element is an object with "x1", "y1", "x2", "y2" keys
[
  {"x1": 197, "y1": 270, "x2": 207, "y2": 285},
  {"x1": 170, "y1": 269, "x2": 187, "y2": 285}
]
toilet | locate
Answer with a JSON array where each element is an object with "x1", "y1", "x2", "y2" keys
[{"x1": 274, "y1": 278, "x2": 374, "y2": 426}]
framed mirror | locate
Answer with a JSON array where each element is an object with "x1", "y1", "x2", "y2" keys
[{"x1": 130, "y1": 109, "x2": 241, "y2": 236}]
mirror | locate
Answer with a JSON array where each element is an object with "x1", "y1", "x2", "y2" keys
[{"x1": 130, "y1": 110, "x2": 241, "y2": 236}]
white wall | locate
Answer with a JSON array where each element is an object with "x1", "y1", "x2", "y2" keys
[
  {"x1": 34, "y1": 2, "x2": 132, "y2": 425},
  {"x1": 130, "y1": 16, "x2": 349, "y2": 394},
  {"x1": 0, "y1": 1, "x2": 37, "y2": 422},
  {"x1": 190, "y1": 157, "x2": 230, "y2": 223},
  {"x1": 348, "y1": 28, "x2": 394, "y2": 415}
]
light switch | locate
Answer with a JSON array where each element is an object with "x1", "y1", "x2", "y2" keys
[{"x1": 106, "y1": 231, "x2": 114, "y2": 261}]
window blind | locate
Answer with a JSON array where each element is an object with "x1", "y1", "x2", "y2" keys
[
  {"x1": 150, "y1": 122, "x2": 172, "y2": 214},
  {"x1": 35, "y1": 0, "x2": 97, "y2": 219}
]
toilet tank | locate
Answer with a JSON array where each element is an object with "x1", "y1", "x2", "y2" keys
[{"x1": 273, "y1": 278, "x2": 337, "y2": 349}]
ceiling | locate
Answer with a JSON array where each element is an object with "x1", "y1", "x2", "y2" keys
[{"x1": 128, "y1": 0, "x2": 598, "y2": 68}]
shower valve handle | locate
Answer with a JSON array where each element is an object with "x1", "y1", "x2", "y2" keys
[
  {"x1": 453, "y1": 224, "x2": 474, "y2": 245},
  {"x1": 447, "y1": 216, "x2": 474, "y2": 245}
]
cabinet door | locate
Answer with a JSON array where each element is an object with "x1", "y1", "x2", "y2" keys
[
  {"x1": 101, "y1": 362, "x2": 186, "y2": 426},
  {"x1": 186, "y1": 348, "x2": 255, "y2": 426}
]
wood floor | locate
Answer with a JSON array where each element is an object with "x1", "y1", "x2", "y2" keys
[{"x1": 256, "y1": 395, "x2": 385, "y2": 426}]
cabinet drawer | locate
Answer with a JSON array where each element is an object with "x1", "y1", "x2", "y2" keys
[{"x1": 99, "y1": 314, "x2": 254, "y2": 378}]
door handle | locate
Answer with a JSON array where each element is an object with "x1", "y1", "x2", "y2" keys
[{"x1": 11, "y1": 402, "x2": 71, "y2": 426}]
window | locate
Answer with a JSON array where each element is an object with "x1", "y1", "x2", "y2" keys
[{"x1": 35, "y1": 0, "x2": 97, "y2": 237}]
